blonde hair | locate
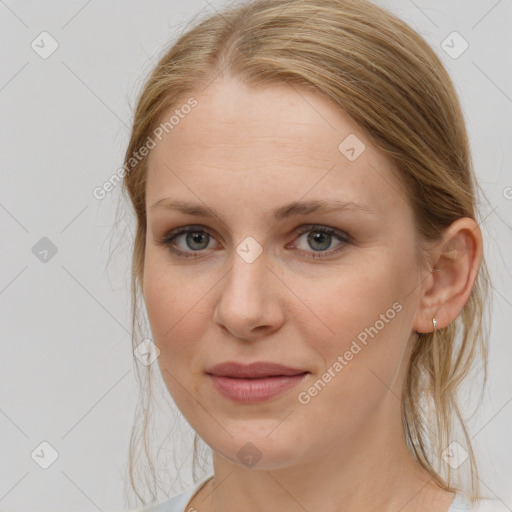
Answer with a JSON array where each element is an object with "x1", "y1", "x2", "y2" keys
[{"x1": 121, "y1": 0, "x2": 491, "y2": 505}]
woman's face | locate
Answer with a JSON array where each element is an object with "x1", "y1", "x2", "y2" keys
[{"x1": 143, "y1": 77, "x2": 427, "y2": 469}]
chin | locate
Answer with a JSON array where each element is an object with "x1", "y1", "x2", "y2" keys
[{"x1": 208, "y1": 432, "x2": 310, "y2": 471}]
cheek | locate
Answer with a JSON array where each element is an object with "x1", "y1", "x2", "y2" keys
[
  {"x1": 296, "y1": 257, "x2": 410, "y2": 391},
  {"x1": 142, "y1": 251, "x2": 203, "y2": 358},
  {"x1": 142, "y1": 254, "x2": 210, "y2": 409},
  {"x1": 291, "y1": 278, "x2": 408, "y2": 441},
  {"x1": 299, "y1": 264, "x2": 401, "y2": 343}
]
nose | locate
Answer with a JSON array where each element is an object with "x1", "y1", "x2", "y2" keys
[{"x1": 212, "y1": 251, "x2": 285, "y2": 341}]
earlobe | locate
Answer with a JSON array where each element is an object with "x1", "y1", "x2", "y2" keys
[
  {"x1": 415, "y1": 316, "x2": 438, "y2": 336},
  {"x1": 413, "y1": 217, "x2": 483, "y2": 335},
  {"x1": 414, "y1": 268, "x2": 441, "y2": 334}
]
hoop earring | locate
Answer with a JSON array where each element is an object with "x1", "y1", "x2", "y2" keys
[{"x1": 414, "y1": 316, "x2": 438, "y2": 336}]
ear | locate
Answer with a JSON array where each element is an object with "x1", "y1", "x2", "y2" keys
[{"x1": 413, "y1": 217, "x2": 483, "y2": 334}]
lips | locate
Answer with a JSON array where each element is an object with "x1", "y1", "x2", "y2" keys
[{"x1": 206, "y1": 361, "x2": 309, "y2": 379}]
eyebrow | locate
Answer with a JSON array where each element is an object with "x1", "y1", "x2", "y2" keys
[{"x1": 149, "y1": 198, "x2": 375, "y2": 220}]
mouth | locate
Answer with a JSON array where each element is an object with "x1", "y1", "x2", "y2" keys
[
  {"x1": 206, "y1": 361, "x2": 309, "y2": 379},
  {"x1": 206, "y1": 361, "x2": 310, "y2": 403},
  {"x1": 207, "y1": 373, "x2": 309, "y2": 403}
]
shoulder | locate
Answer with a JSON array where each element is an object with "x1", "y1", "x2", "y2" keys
[
  {"x1": 447, "y1": 491, "x2": 512, "y2": 512},
  {"x1": 448, "y1": 492, "x2": 473, "y2": 512},
  {"x1": 139, "y1": 480, "x2": 477, "y2": 512},
  {"x1": 135, "y1": 474, "x2": 214, "y2": 512},
  {"x1": 139, "y1": 491, "x2": 193, "y2": 512}
]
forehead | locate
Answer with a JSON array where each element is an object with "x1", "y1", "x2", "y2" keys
[{"x1": 146, "y1": 78, "x2": 409, "y2": 219}]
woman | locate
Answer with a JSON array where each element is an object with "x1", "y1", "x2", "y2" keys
[{"x1": 123, "y1": 0, "x2": 490, "y2": 510}]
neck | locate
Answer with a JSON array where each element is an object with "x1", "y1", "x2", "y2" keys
[{"x1": 191, "y1": 395, "x2": 453, "y2": 512}]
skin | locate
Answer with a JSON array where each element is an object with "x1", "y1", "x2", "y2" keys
[{"x1": 143, "y1": 77, "x2": 482, "y2": 512}]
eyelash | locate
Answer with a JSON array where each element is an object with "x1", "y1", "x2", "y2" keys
[{"x1": 157, "y1": 224, "x2": 351, "y2": 260}]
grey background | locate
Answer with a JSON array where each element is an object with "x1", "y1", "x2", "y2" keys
[{"x1": 0, "y1": 0, "x2": 511, "y2": 510}]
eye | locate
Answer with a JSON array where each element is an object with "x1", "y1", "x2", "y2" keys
[
  {"x1": 157, "y1": 224, "x2": 351, "y2": 260},
  {"x1": 288, "y1": 225, "x2": 350, "y2": 259},
  {"x1": 158, "y1": 225, "x2": 218, "y2": 259}
]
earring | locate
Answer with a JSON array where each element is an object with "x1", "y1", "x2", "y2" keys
[{"x1": 432, "y1": 317, "x2": 437, "y2": 331}]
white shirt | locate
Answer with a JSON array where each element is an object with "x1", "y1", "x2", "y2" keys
[{"x1": 138, "y1": 473, "x2": 474, "y2": 511}]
